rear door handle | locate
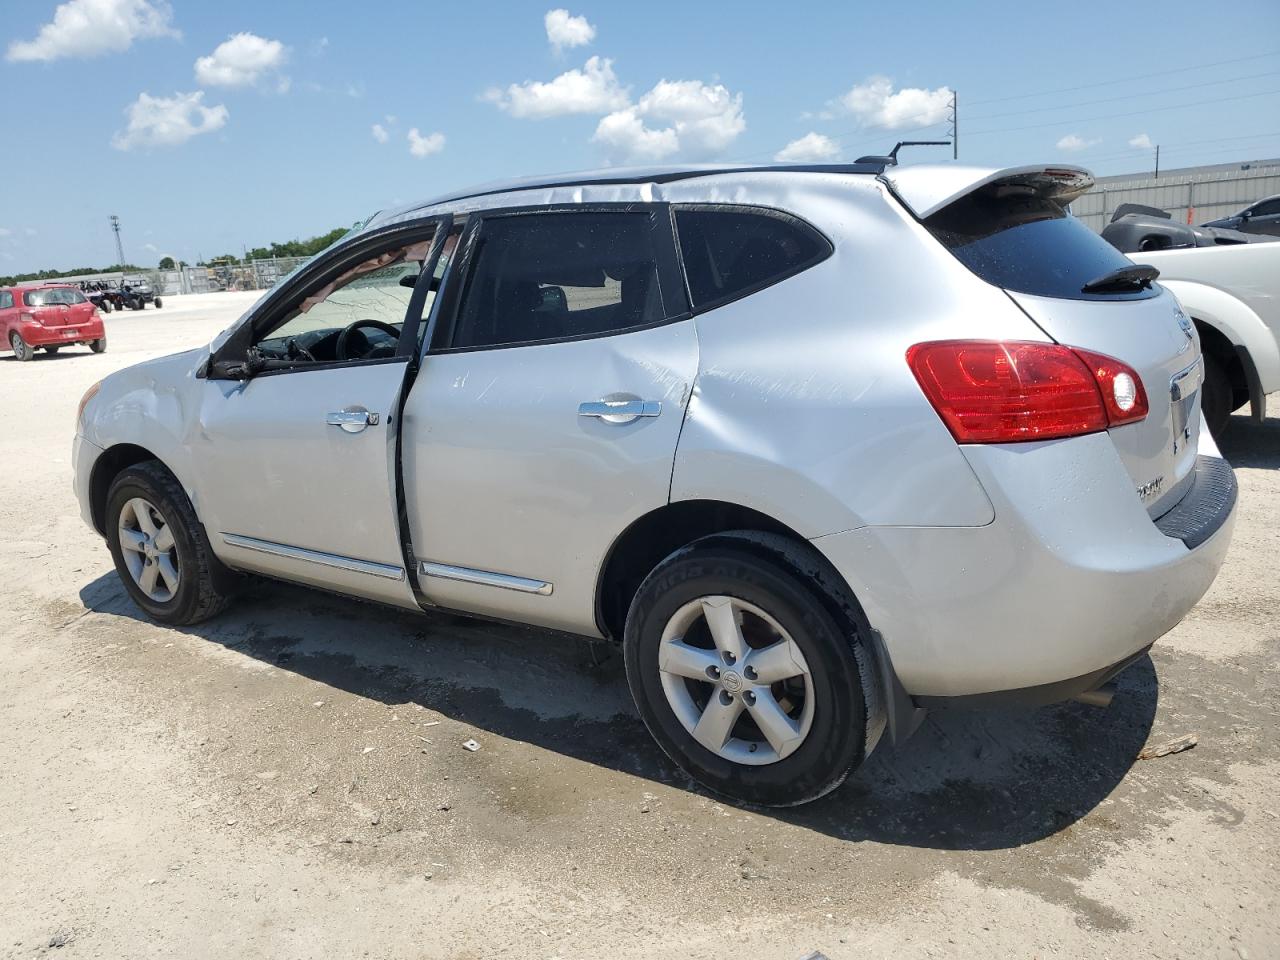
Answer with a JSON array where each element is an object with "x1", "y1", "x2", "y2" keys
[
  {"x1": 326, "y1": 409, "x2": 380, "y2": 433},
  {"x1": 578, "y1": 400, "x2": 662, "y2": 424}
]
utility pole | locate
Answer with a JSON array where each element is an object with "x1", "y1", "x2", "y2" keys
[
  {"x1": 109, "y1": 215, "x2": 125, "y2": 268},
  {"x1": 949, "y1": 90, "x2": 958, "y2": 160},
  {"x1": 1154, "y1": 144, "x2": 1160, "y2": 179}
]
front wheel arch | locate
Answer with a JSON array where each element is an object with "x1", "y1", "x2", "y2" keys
[{"x1": 89, "y1": 443, "x2": 164, "y2": 535}]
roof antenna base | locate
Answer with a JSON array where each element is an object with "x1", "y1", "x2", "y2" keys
[{"x1": 855, "y1": 140, "x2": 952, "y2": 167}]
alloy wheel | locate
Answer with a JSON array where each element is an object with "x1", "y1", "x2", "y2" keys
[
  {"x1": 657, "y1": 595, "x2": 815, "y2": 765},
  {"x1": 117, "y1": 497, "x2": 181, "y2": 602}
]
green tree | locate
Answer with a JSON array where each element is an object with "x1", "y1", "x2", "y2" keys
[{"x1": 158, "y1": 256, "x2": 176, "y2": 270}]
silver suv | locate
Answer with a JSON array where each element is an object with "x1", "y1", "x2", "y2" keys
[{"x1": 74, "y1": 161, "x2": 1237, "y2": 806}]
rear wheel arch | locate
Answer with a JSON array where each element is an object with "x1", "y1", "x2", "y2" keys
[{"x1": 595, "y1": 500, "x2": 798, "y2": 643}]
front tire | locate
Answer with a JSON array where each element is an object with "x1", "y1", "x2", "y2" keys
[
  {"x1": 105, "y1": 462, "x2": 235, "y2": 625},
  {"x1": 153, "y1": 297, "x2": 163, "y2": 309},
  {"x1": 9, "y1": 331, "x2": 34, "y2": 361},
  {"x1": 623, "y1": 533, "x2": 877, "y2": 807},
  {"x1": 43, "y1": 345, "x2": 60, "y2": 355}
]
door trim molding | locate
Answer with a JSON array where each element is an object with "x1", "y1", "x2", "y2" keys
[
  {"x1": 221, "y1": 533, "x2": 406, "y2": 581},
  {"x1": 419, "y1": 561, "x2": 553, "y2": 596}
]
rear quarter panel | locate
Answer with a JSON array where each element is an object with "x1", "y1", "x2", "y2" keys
[{"x1": 668, "y1": 175, "x2": 1051, "y2": 537}]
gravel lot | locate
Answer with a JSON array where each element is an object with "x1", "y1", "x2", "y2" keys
[{"x1": 1, "y1": 292, "x2": 1277, "y2": 959}]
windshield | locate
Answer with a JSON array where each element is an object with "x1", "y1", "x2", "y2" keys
[
  {"x1": 24, "y1": 288, "x2": 87, "y2": 306},
  {"x1": 924, "y1": 186, "x2": 1158, "y2": 301}
]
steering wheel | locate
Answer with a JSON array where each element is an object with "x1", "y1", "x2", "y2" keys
[{"x1": 335, "y1": 319, "x2": 402, "y2": 362}]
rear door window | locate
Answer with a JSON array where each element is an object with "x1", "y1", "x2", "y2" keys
[
  {"x1": 924, "y1": 186, "x2": 1157, "y2": 301},
  {"x1": 448, "y1": 211, "x2": 672, "y2": 350},
  {"x1": 674, "y1": 207, "x2": 831, "y2": 311},
  {"x1": 0, "y1": 291, "x2": 12, "y2": 309}
]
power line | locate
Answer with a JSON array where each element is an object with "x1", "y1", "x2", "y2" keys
[
  {"x1": 966, "y1": 49, "x2": 1280, "y2": 105},
  {"x1": 807, "y1": 71, "x2": 1278, "y2": 156},
  {"x1": 966, "y1": 70, "x2": 1280, "y2": 122},
  {"x1": 966, "y1": 87, "x2": 1280, "y2": 137}
]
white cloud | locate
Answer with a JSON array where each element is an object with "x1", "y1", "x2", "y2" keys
[
  {"x1": 24, "y1": 227, "x2": 37, "y2": 237},
  {"x1": 486, "y1": 55, "x2": 628, "y2": 118},
  {"x1": 1056, "y1": 133, "x2": 1100, "y2": 152},
  {"x1": 371, "y1": 123, "x2": 389, "y2": 143},
  {"x1": 544, "y1": 9, "x2": 595, "y2": 51},
  {"x1": 837, "y1": 76, "x2": 952, "y2": 130},
  {"x1": 1129, "y1": 132, "x2": 1154, "y2": 150},
  {"x1": 0, "y1": 228, "x2": 11, "y2": 237},
  {"x1": 775, "y1": 132, "x2": 840, "y2": 163},
  {"x1": 112, "y1": 90, "x2": 229, "y2": 150},
  {"x1": 143, "y1": 242, "x2": 158, "y2": 252},
  {"x1": 7, "y1": 0, "x2": 177, "y2": 63},
  {"x1": 593, "y1": 109, "x2": 680, "y2": 162},
  {"x1": 195, "y1": 32, "x2": 287, "y2": 88},
  {"x1": 408, "y1": 128, "x2": 445, "y2": 157},
  {"x1": 594, "y1": 79, "x2": 745, "y2": 162}
]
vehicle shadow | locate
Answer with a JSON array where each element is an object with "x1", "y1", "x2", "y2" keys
[
  {"x1": 1218, "y1": 410, "x2": 1280, "y2": 469},
  {"x1": 77, "y1": 571, "x2": 1155, "y2": 852}
]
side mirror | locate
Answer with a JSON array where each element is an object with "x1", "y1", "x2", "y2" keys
[
  {"x1": 210, "y1": 346, "x2": 266, "y2": 381},
  {"x1": 1240, "y1": 209, "x2": 1253, "y2": 220}
]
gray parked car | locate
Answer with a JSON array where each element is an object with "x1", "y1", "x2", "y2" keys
[
  {"x1": 73, "y1": 161, "x2": 1237, "y2": 806},
  {"x1": 1202, "y1": 194, "x2": 1280, "y2": 237}
]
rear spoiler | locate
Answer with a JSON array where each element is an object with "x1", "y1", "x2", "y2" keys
[{"x1": 880, "y1": 164, "x2": 1095, "y2": 220}]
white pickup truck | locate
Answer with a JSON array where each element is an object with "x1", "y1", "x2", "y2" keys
[{"x1": 1137, "y1": 243, "x2": 1280, "y2": 434}]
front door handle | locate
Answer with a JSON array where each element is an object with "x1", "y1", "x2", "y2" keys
[
  {"x1": 326, "y1": 408, "x2": 380, "y2": 433},
  {"x1": 578, "y1": 400, "x2": 662, "y2": 424}
]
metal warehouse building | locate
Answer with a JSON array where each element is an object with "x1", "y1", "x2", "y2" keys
[{"x1": 1070, "y1": 158, "x2": 1280, "y2": 232}]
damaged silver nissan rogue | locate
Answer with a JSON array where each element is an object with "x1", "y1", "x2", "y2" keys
[{"x1": 74, "y1": 161, "x2": 1237, "y2": 806}]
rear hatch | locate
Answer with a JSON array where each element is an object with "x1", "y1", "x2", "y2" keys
[
  {"x1": 24, "y1": 287, "x2": 96, "y2": 328},
  {"x1": 888, "y1": 164, "x2": 1202, "y2": 518}
]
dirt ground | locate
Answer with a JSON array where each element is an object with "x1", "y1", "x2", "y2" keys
[{"x1": 2, "y1": 292, "x2": 1277, "y2": 960}]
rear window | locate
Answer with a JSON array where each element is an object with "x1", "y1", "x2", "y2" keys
[
  {"x1": 924, "y1": 186, "x2": 1157, "y2": 301},
  {"x1": 24, "y1": 288, "x2": 87, "y2": 306},
  {"x1": 675, "y1": 207, "x2": 831, "y2": 311}
]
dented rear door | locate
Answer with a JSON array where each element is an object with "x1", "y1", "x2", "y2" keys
[{"x1": 400, "y1": 205, "x2": 696, "y2": 637}]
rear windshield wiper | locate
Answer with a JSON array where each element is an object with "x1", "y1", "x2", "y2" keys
[{"x1": 1081, "y1": 263, "x2": 1160, "y2": 294}]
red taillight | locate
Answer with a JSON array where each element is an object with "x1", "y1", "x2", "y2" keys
[
  {"x1": 1073, "y1": 348, "x2": 1149, "y2": 427},
  {"x1": 906, "y1": 340, "x2": 1148, "y2": 444}
]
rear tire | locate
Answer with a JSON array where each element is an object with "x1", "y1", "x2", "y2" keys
[
  {"x1": 9, "y1": 331, "x2": 34, "y2": 361},
  {"x1": 105, "y1": 461, "x2": 235, "y2": 625},
  {"x1": 90, "y1": 338, "x2": 107, "y2": 353},
  {"x1": 1201, "y1": 353, "x2": 1232, "y2": 438},
  {"x1": 623, "y1": 532, "x2": 878, "y2": 807},
  {"x1": 154, "y1": 297, "x2": 163, "y2": 309},
  {"x1": 100, "y1": 299, "x2": 112, "y2": 314}
]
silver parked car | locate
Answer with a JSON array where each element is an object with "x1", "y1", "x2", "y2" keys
[{"x1": 74, "y1": 161, "x2": 1237, "y2": 806}]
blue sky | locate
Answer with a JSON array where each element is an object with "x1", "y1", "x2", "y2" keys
[{"x1": 3, "y1": 0, "x2": 1279, "y2": 273}]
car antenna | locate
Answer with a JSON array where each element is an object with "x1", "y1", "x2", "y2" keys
[{"x1": 855, "y1": 140, "x2": 952, "y2": 167}]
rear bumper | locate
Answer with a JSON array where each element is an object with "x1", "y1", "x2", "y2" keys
[
  {"x1": 812, "y1": 429, "x2": 1236, "y2": 699},
  {"x1": 19, "y1": 318, "x2": 105, "y2": 346}
]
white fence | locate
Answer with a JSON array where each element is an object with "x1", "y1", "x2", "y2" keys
[{"x1": 1072, "y1": 162, "x2": 1280, "y2": 232}]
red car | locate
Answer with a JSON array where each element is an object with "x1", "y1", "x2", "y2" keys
[{"x1": 1, "y1": 283, "x2": 107, "y2": 361}]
